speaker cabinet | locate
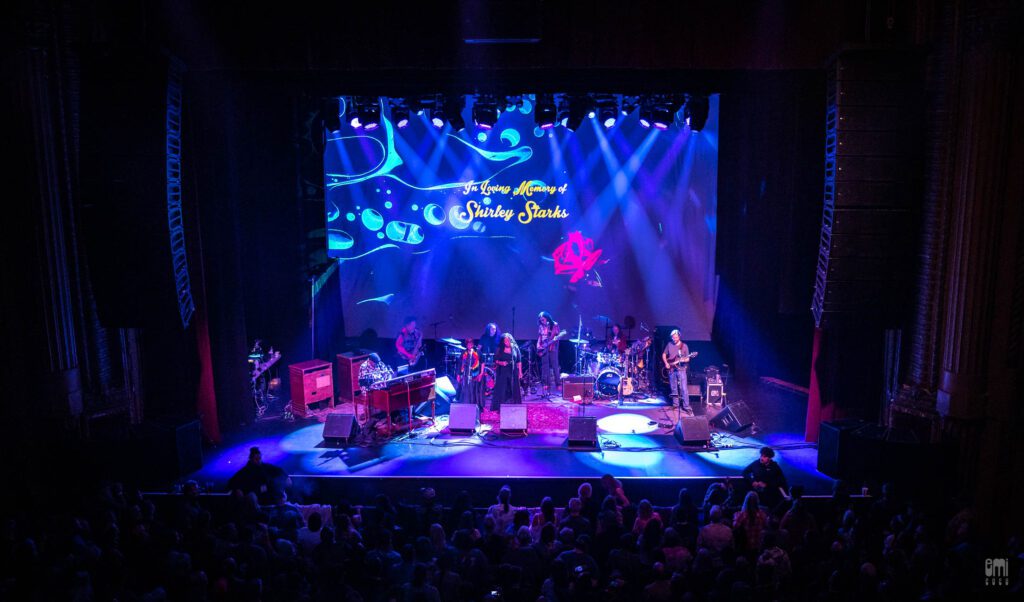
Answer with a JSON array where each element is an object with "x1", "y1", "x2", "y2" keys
[
  {"x1": 818, "y1": 419, "x2": 890, "y2": 480},
  {"x1": 289, "y1": 360, "x2": 334, "y2": 417},
  {"x1": 567, "y1": 416, "x2": 598, "y2": 449},
  {"x1": 705, "y1": 382, "x2": 724, "y2": 404},
  {"x1": 448, "y1": 404, "x2": 478, "y2": 435},
  {"x1": 336, "y1": 351, "x2": 371, "y2": 404},
  {"x1": 709, "y1": 402, "x2": 754, "y2": 432},
  {"x1": 562, "y1": 376, "x2": 594, "y2": 401},
  {"x1": 500, "y1": 405, "x2": 528, "y2": 433},
  {"x1": 323, "y1": 413, "x2": 357, "y2": 445},
  {"x1": 675, "y1": 416, "x2": 711, "y2": 445},
  {"x1": 143, "y1": 417, "x2": 203, "y2": 478}
]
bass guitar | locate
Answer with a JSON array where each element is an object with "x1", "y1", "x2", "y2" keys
[{"x1": 536, "y1": 330, "x2": 567, "y2": 357}]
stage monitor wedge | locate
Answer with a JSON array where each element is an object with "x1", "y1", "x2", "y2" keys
[
  {"x1": 709, "y1": 402, "x2": 754, "y2": 432},
  {"x1": 448, "y1": 404, "x2": 478, "y2": 435},
  {"x1": 323, "y1": 413, "x2": 357, "y2": 446},
  {"x1": 675, "y1": 416, "x2": 711, "y2": 445},
  {"x1": 500, "y1": 405, "x2": 528, "y2": 434},
  {"x1": 567, "y1": 416, "x2": 598, "y2": 449}
]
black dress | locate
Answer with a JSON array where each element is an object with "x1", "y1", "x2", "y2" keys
[{"x1": 491, "y1": 347, "x2": 522, "y2": 409}]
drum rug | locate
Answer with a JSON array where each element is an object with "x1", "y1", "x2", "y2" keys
[{"x1": 480, "y1": 404, "x2": 569, "y2": 433}]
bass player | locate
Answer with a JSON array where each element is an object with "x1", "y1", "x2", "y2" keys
[{"x1": 537, "y1": 311, "x2": 564, "y2": 397}]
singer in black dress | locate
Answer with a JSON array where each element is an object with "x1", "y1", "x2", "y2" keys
[{"x1": 491, "y1": 333, "x2": 522, "y2": 410}]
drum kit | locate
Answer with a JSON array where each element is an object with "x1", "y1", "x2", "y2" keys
[
  {"x1": 571, "y1": 323, "x2": 655, "y2": 399},
  {"x1": 441, "y1": 338, "x2": 497, "y2": 395}
]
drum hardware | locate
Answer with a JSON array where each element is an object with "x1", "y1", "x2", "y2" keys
[
  {"x1": 483, "y1": 366, "x2": 496, "y2": 395},
  {"x1": 248, "y1": 340, "x2": 281, "y2": 420}
]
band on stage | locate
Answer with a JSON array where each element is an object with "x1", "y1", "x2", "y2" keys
[{"x1": 356, "y1": 311, "x2": 716, "y2": 413}]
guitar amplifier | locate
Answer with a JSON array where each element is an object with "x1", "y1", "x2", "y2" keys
[
  {"x1": 705, "y1": 382, "x2": 724, "y2": 405},
  {"x1": 289, "y1": 360, "x2": 334, "y2": 417},
  {"x1": 336, "y1": 351, "x2": 371, "y2": 404},
  {"x1": 562, "y1": 375, "x2": 594, "y2": 401}
]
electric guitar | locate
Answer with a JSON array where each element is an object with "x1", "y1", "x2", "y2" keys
[
  {"x1": 536, "y1": 330, "x2": 567, "y2": 357},
  {"x1": 665, "y1": 351, "x2": 698, "y2": 369}
]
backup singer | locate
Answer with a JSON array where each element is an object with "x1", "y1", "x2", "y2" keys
[
  {"x1": 479, "y1": 322, "x2": 502, "y2": 355},
  {"x1": 491, "y1": 333, "x2": 522, "y2": 409},
  {"x1": 537, "y1": 312, "x2": 560, "y2": 396},
  {"x1": 662, "y1": 329, "x2": 693, "y2": 414},
  {"x1": 457, "y1": 339, "x2": 485, "y2": 409},
  {"x1": 395, "y1": 316, "x2": 424, "y2": 369}
]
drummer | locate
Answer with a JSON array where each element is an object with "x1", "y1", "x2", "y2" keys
[
  {"x1": 606, "y1": 323, "x2": 628, "y2": 356},
  {"x1": 479, "y1": 322, "x2": 502, "y2": 356}
]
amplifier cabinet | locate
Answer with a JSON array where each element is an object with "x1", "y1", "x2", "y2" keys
[
  {"x1": 336, "y1": 351, "x2": 371, "y2": 404},
  {"x1": 562, "y1": 375, "x2": 595, "y2": 401},
  {"x1": 289, "y1": 360, "x2": 333, "y2": 417}
]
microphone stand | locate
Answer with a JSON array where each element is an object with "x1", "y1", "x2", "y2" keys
[{"x1": 430, "y1": 319, "x2": 449, "y2": 367}]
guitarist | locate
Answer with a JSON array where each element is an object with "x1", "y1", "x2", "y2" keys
[
  {"x1": 395, "y1": 316, "x2": 424, "y2": 370},
  {"x1": 537, "y1": 311, "x2": 562, "y2": 396},
  {"x1": 662, "y1": 329, "x2": 694, "y2": 414}
]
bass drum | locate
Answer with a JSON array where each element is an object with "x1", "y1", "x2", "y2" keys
[
  {"x1": 596, "y1": 367, "x2": 621, "y2": 397},
  {"x1": 483, "y1": 366, "x2": 496, "y2": 394}
]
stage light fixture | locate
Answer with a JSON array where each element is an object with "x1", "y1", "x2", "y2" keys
[
  {"x1": 354, "y1": 96, "x2": 381, "y2": 131},
  {"x1": 592, "y1": 94, "x2": 619, "y2": 129},
  {"x1": 534, "y1": 94, "x2": 557, "y2": 129},
  {"x1": 652, "y1": 105, "x2": 674, "y2": 130},
  {"x1": 620, "y1": 95, "x2": 640, "y2": 117},
  {"x1": 683, "y1": 94, "x2": 710, "y2": 131},
  {"x1": 599, "y1": 106, "x2": 618, "y2": 128},
  {"x1": 389, "y1": 99, "x2": 410, "y2": 129},
  {"x1": 472, "y1": 94, "x2": 498, "y2": 129},
  {"x1": 653, "y1": 95, "x2": 684, "y2": 130},
  {"x1": 638, "y1": 98, "x2": 653, "y2": 128}
]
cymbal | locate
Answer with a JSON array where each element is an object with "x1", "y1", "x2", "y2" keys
[
  {"x1": 449, "y1": 344, "x2": 466, "y2": 351},
  {"x1": 593, "y1": 315, "x2": 612, "y2": 322},
  {"x1": 569, "y1": 338, "x2": 589, "y2": 344},
  {"x1": 440, "y1": 337, "x2": 462, "y2": 345}
]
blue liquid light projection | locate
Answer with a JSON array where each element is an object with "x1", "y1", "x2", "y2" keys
[{"x1": 326, "y1": 96, "x2": 720, "y2": 340}]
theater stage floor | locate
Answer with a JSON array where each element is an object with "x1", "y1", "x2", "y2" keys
[{"x1": 190, "y1": 381, "x2": 833, "y2": 501}]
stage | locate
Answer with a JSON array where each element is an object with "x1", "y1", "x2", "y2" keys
[{"x1": 192, "y1": 380, "x2": 830, "y2": 505}]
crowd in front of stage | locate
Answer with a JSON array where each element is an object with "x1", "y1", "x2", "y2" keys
[{"x1": 0, "y1": 450, "x2": 1014, "y2": 601}]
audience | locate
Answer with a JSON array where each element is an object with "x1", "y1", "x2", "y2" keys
[{"x1": 1, "y1": 477, "x2": 1017, "y2": 600}]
